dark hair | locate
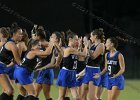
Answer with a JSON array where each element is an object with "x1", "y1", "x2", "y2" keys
[
  {"x1": 36, "y1": 29, "x2": 46, "y2": 40},
  {"x1": 22, "y1": 29, "x2": 29, "y2": 46},
  {"x1": 52, "y1": 31, "x2": 62, "y2": 42},
  {"x1": 28, "y1": 39, "x2": 39, "y2": 50},
  {"x1": 108, "y1": 37, "x2": 118, "y2": 48},
  {"x1": 10, "y1": 22, "x2": 22, "y2": 36},
  {"x1": 91, "y1": 28, "x2": 105, "y2": 43},
  {"x1": 65, "y1": 29, "x2": 76, "y2": 45},
  {"x1": 6, "y1": 27, "x2": 11, "y2": 38},
  {"x1": 0, "y1": 27, "x2": 9, "y2": 38},
  {"x1": 60, "y1": 31, "x2": 67, "y2": 47},
  {"x1": 66, "y1": 31, "x2": 76, "y2": 41}
]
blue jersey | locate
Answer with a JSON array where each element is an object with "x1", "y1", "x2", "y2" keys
[
  {"x1": 106, "y1": 51, "x2": 124, "y2": 90},
  {"x1": 107, "y1": 51, "x2": 120, "y2": 77}
]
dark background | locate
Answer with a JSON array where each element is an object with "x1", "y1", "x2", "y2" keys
[{"x1": 0, "y1": 0, "x2": 140, "y2": 78}]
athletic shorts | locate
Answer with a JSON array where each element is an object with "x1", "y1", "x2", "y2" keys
[
  {"x1": 6, "y1": 64, "x2": 18, "y2": 80},
  {"x1": 36, "y1": 69, "x2": 54, "y2": 85},
  {"x1": 98, "y1": 72, "x2": 108, "y2": 88},
  {"x1": 107, "y1": 75, "x2": 124, "y2": 90},
  {"x1": 83, "y1": 66, "x2": 101, "y2": 86},
  {"x1": 56, "y1": 67, "x2": 76, "y2": 88},
  {"x1": 14, "y1": 66, "x2": 34, "y2": 85},
  {"x1": 76, "y1": 75, "x2": 85, "y2": 87},
  {"x1": 0, "y1": 63, "x2": 7, "y2": 74}
]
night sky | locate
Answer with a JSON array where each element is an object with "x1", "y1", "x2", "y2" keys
[
  {"x1": 0, "y1": 0, "x2": 140, "y2": 78},
  {"x1": 0, "y1": 0, "x2": 140, "y2": 38}
]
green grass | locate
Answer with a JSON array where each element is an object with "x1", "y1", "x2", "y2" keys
[
  {"x1": 0, "y1": 80, "x2": 140, "y2": 100},
  {"x1": 102, "y1": 80, "x2": 140, "y2": 100}
]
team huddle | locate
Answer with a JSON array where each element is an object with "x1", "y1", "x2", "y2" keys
[{"x1": 0, "y1": 23, "x2": 125, "y2": 100}]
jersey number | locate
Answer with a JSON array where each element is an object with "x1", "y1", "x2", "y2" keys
[
  {"x1": 73, "y1": 61, "x2": 77, "y2": 69},
  {"x1": 20, "y1": 58, "x2": 25, "y2": 65},
  {"x1": 0, "y1": 46, "x2": 3, "y2": 53},
  {"x1": 108, "y1": 65, "x2": 111, "y2": 75}
]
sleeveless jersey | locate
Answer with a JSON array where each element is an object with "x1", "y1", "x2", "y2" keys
[
  {"x1": 87, "y1": 44, "x2": 104, "y2": 67},
  {"x1": 20, "y1": 51, "x2": 40, "y2": 71},
  {"x1": 0, "y1": 39, "x2": 15, "y2": 64},
  {"x1": 107, "y1": 51, "x2": 120, "y2": 77}
]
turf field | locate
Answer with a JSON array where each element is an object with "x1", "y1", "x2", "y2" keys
[{"x1": 0, "y1": 79, "x2": 140, "y2": 100}]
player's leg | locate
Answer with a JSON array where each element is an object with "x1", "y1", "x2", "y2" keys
[
  {"x1": 81, "y1": 83, "x2": 88, "y2": 100},
  {"x1": 107, "y1": 89, "x2": 112, "y2": 100},
  {"x1": 42, "y1": 84, "x2": 52, "y2": 100},
  {"x1": 16, "y1": 84, "x2": 27, "y2": 100},
  {"x1": 34, "y1": 83, "x2": 42, "y2": 97},
  {"x1": 58, "y1": 86, "x2": 67, "y2": 100},
  {"x1": 0, "y1": 74, "x2": 14, "y2": 99},
  {"x1": 88, "y1": 81, "x2": 97, "y2": 100},
  {"x1": 23, "y1": 83, "x2": 39, "y2": 100},
  {"x1": 96, "y1": 86, "x2": 105, "y2": 100},
  {"x1": 64, "y1": 88, "x2": 70, "y2": 100},
  {"x1": 111, "y1": 86, "x2": 121, "y2": 100},
  {"x1": 70, "y1": 87, "x2": 80, "y2": 100}
]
